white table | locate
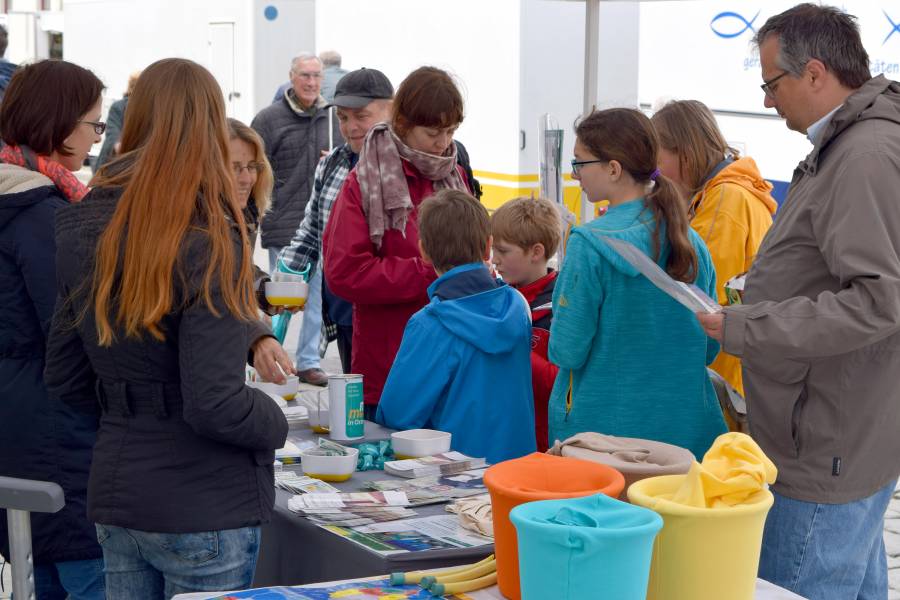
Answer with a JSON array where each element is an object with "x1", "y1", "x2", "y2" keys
[{"x1": 174, "y1": 576, "x2": 806, "y2": 599}]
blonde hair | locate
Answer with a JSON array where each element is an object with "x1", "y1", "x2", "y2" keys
[
  {"x1": 651, "y1": 100, "x2": 741, "y2": 199},
  {"x1": 90, "y1": 58, "x2": 257, "y2": 345},
  {"x1": 491, "y1": 196, "x2": 561, "y2": 259},
  {"x1": 124, "y1": 71, "x2": 141, "y2": 96},
  {"x1": 227, "y1": 117, "x2": 273, "y2": 216}
]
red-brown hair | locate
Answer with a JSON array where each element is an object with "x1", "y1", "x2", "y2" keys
[
  {"x1": 90, "y1": 58, "x2": 256, "y2": 345},
  {"x1": 392, "y1": 66, "x2": 464, "y2": 137},
  {"x1": 576, "y1": 108, "x2": 698, "y2": 283}
]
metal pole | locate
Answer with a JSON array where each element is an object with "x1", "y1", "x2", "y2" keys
[
  {"x1": 583, "y1": 0, "x2": 600, "y2": 117},
  {"x1": 7, "y1": 509, "x2": 35, "y2": 600},
  {"x1": 581, "y1": 0, "x2": 601, "y2": 224}
]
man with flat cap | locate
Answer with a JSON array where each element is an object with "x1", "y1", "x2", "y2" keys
[{"x1": 278, "y1": 68, "x2": 394, "y2": 373}]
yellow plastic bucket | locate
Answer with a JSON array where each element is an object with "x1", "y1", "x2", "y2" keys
[{"x1": 627, "y1": 474, "x2": 773, "y2": 600}]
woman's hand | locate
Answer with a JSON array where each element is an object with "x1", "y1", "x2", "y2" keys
[{"x1": 251, "y1": 336, "x2": 296, "y2": 383}]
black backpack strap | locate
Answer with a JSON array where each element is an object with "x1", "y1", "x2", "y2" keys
[{"x1": 454, "y1": 140, "x2": 482, "y2": 200}]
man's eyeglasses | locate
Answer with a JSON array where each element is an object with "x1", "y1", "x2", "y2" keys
[
  {"x1": 292, "y1": 70, "x2": 323, "y2": 80},
  {"x1": 232, "y1": 162, "x2": 263, "y2": 176},
  {"x1": 80, "y1": 120, "x2": 107, "y2": 135},
  {"x1": 761, "y1": 70, "x2": 789, "y2": 99},
  {"x1": 571, "y1": 158, "x2": 605, "y2": 176}
]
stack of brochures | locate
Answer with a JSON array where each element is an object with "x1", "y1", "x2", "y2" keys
[
  {"x1": 287, "y1": 491, "x2": 417, "y2": 527},
  {"x1": 363, "y1": 468, "x2": 488, "y2": 506},
  {"x1": 384, "y1": 452, "x2": 487, "y2": 479}
]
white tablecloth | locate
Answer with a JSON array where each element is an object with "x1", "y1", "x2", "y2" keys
[{"x1": 174, "y1": 577, "x2": 806, "y2": 599}]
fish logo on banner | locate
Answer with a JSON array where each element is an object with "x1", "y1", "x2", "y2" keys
[
  {"x1": 884, "y1": 10, "x2": 900, "y2": 45},
  {"x1": 710, "y1": 10, "x2": 760, "y2": 39}
]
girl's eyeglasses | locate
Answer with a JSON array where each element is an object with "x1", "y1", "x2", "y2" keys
[
  {"x1": 79, "y1": 120, "x2": 107, "y2": 135},
  {"x1": 571, "y1": 158, "x2": 604, "y2": 176}
]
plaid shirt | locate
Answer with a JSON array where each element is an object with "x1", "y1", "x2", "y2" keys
[{"x1": 278, "y1": 144, "x2": 353, "y2": 276}]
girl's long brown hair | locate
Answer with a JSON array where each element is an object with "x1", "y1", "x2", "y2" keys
[
  {"x1": 576, "y1": 108, "x2": 698, "y2": 283},
  {"x1": 90, "y1": 58, "x2": 257, "y2": 345},
  {"x1": 651, "y1": 99, "x2": 741, "y2": 199}
]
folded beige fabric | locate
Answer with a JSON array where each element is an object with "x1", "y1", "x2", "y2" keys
[
  {"x1": 446, "y1": 493, "x2": 493, "y2": 537},
  {"x1": 547, "y1": 432, "x2": 695, "y2": 495}
]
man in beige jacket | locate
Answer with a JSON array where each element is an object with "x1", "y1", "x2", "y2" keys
[{"x1": 698, "y1": 4, "x2": 900, "y2": 599}]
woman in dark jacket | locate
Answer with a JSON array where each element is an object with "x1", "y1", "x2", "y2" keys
[
  {"x1": 44, "y1": 58, "x2": 289, "y2": 599},
  {"x1": 0, "y1": 60, "x2": 106, "y2": 600}
]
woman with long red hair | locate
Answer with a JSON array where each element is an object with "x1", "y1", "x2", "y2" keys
[{"x1": 44, "y1": 58, "x2": 288, "y2": 598}]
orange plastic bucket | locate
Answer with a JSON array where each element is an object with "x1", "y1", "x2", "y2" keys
[{"x1": 484, "y1": 452, "x2": 625, "y2": 600}]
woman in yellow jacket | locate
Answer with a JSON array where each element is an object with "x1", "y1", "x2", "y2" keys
[{"x1": 652, "y1": 99, "x2": 777, "y2": 402}]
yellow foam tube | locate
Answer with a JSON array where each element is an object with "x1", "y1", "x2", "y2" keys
[
  {"x1": 431, "y1": 572, "x2": 498, "y2": 596},
  {"x1": 431, "y1": 558, "x2": 496, "y2": 584},
  {"x1": 391, "y1": 554, "x2": 494, "y2": 585}
]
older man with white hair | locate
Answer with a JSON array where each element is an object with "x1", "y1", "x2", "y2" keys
[{"x1": 252, "y1": 52, "x2": 342, "y2": 386}]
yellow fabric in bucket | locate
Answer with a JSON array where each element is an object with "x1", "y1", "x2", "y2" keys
[
  {"x1": 665, "y1": 432, "x2": 777, "y2": 508},
  {"x1": 627, "y1": 433, "x2": 777, "y2": 600}
]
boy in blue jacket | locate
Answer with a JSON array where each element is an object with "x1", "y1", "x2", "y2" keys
[{"x1": 376, "y1": 189, "x2": 536, "y2": 464}]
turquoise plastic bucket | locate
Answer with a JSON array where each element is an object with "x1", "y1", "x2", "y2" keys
[{"x1": 510, "y1": 493, "x2": 663, "y2": 600}]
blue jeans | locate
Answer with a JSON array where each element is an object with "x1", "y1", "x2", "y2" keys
[
  {"x1": 759, "y1": 478, "x2": 896, "y2": 600},
  {"x1": 96, "y1": 524, "x2": 260, "y2": 600},
  {"x1": 268, "y1": 247, "x2": 323, "y2": 370},
  {"x1": 33, "y1": 558, "x2": 105, "y2": 600}
]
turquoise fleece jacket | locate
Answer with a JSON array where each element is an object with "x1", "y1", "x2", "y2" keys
[
  {"x1": 377, "y1": 263, "x2": 537, "y2": 464},
  {"x1": 548, "y1": 198, "x2": 726, "y2": 459}
]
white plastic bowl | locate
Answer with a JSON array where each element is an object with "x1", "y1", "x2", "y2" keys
[
  {"x1": 391, "y1": 429, "x2": 452, "y2": 458},
  {"x1": 265, "y1": 280, "x2": 309, "y2": 308},
  {"x1": 248, "y1": 375, "x2": 299, "y2": 400},
  {"x1": 300, "y1": 447, "x2": 359, "y2": 482}
]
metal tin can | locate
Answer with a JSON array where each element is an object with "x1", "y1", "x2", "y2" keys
[{"x1": 327, "y1": 374, "x2": 365, "y2": 441}]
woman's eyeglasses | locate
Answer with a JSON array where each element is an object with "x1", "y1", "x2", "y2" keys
[
  {"x1": 571, "y1": 158, "x2": 605, "y2": 176},
  {"x1": 80, "y1": 120, "x2": 107, "y2": 135},
  {"x1": 232, "y1": 162, "x2": 263, "y2": 175}
]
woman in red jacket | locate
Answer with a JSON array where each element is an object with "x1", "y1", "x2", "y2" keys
[{"x1": 323, "y1": 66, "x2": 469, "y2": 415}]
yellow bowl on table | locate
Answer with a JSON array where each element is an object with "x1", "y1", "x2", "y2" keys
[{"x1": 300, "y1": 447, "x2": 359, "y2": 482}]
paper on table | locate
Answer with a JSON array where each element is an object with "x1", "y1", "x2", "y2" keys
[
  {"x1": 600, "y1": 235, "x2": 722, "y2": 314},
  {"x1": 320, "y1": 514, "x2": 493, "y2": 557}
]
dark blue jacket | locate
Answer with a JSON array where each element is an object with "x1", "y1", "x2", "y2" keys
[{"x1": 0, "y1": 164, "x2": 101, "y2": 564}]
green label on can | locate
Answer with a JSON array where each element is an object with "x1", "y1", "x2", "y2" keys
[{"x1": 345, "y1": 381, "x2": 365, "y2": 438}]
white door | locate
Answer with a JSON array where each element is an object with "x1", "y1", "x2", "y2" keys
[{"x1": 208, "y1": 22, "x2": 237, "y2": 117}]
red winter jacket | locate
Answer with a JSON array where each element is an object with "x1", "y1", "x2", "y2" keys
[
  {"x1": 322, "y1": 161, "x2": 467, "y2": 405},
  {"x1": 516, "y1": 271, "x2": 558, "y2": 451}
]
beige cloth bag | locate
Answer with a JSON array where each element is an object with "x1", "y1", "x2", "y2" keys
[
  {"x1": 446, "y1": 493, "x2": 493, "y2": 537},
  {"x1": 547, "y1": 433, "x2": 695, "y2": 497}
]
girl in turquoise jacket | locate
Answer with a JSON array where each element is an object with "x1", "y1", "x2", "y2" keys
[{"x1": 549, "y1": 108, "x2": 726, "y2": 459}]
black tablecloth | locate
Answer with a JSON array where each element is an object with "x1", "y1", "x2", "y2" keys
[{"x1": 252, "y1": 421, "x2": 493, "y2": 587}]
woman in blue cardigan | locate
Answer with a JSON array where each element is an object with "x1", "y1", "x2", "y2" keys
[{"x1": 548, "y1": 108, "x2": 726, "y2": 459}]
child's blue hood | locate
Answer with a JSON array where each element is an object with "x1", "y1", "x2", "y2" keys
[{"x1": 426, "y1": 263, "x2": 529, "y2": 355}]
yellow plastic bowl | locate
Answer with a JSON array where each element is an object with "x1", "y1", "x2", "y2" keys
[{"x1": 627, "y1": 474, "x2": 773, "y2": 600}]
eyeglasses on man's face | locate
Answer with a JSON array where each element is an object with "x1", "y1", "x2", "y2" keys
[
  {"x1": 571, "y1": 158, "x2": 605, "y2": 176},
  {"x1": 292, "y1": 70, "x2": 323, "y2": 80},
  {"x1": 80, "y1": 120, "x2": 107, "y2": 135},
  {"x1": 232, "y1": 162, "x2": 263, "y2": 176},
  {"x1": 761, "y1": 70, "x2": 790, "y2": 99}
]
